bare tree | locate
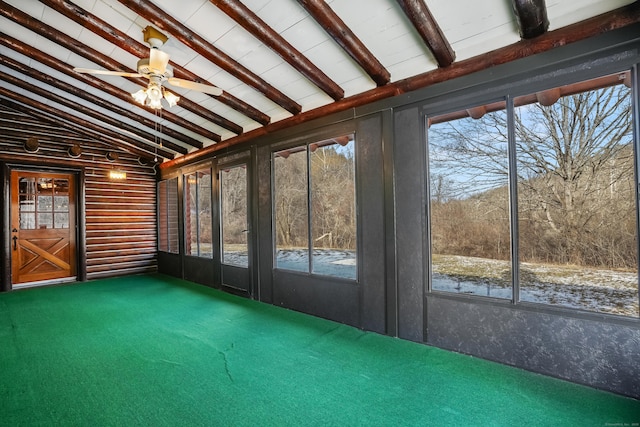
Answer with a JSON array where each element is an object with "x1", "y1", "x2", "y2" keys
[
  {"x1": 274, "y1": 150, "x2": 308, "y2": 248},
  {"x1": 429, "y1": 81, "x2": 635, "y2": 268}
]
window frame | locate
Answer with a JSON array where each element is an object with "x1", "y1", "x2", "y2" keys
[
  {"x1": 422, "y1": 62, "x2": 640, "y2": 319},
  {"x1": 271, "y1": 131, "x2": 358, "y2": 282},
  {"x1": 183, "y1": 167, "x2": 214, "y2": 259},
  {"x1": 219, "y1": 162, "x2": 250, "y2": 268},
  {"x1": 157, "y1": 177, "x2": 179, "y2": 254}
]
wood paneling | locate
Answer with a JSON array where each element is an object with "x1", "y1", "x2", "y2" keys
[{"x1": 0, "y1": 105, "x2": 158, "y2": 282}]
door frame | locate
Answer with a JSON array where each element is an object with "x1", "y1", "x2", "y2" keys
[
  {"x1": 217, "y1": 152, "x2": 253, "y2": 296},
  {"x1": 1, "y1": 163, "x2": 86, "y2": 291}
]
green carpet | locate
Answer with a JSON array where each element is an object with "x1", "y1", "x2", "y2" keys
[{"x1": 0, "y1": 274, "x2": 638, "y2": 426}]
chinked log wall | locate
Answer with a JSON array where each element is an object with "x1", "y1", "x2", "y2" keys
[{"x1": 0, "y1": 105, "x2": 157, "y2": 280}]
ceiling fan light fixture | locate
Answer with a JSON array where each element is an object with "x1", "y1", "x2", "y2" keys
[
  {"x1": 132, "y1": 89, "x2": 147, "y2": 105},
  {"x1": 147, "y1": 97, "x2": 163, "y2": 109},
  {"x1": 163, "y1": 90, "x2": 180, "y2": 108},
  {"x1": 146, "y1": 83, "x2": 163, "y2": 101},
  {"x1": 131, "y1": 83, "x2": 179, "y2": 109}
]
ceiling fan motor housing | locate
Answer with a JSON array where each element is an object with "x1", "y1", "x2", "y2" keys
[{"x1": 137, "y1": 58, "x2": 174, "y2": 80}]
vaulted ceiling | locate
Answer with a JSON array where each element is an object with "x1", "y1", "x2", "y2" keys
[{"x1": 1, "y1": 0, "x2": 638, "y2": 164}]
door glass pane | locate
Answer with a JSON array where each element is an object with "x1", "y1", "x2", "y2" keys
[
  {"x1": 310, "y1": 136, "x2": 357, "y2": 279},
  {"x1": 197, "y1": 171, "x2": 213, "y2": 258},
  {"x1": 184, "y1": 170, "x2": 212, "y2": 258},
  {"x1": 274, "y1": 148, "x2": 309, "y2": 272},
  {"x1": 515, "y1": 72, "x2": 638, "y2": 317},
  {"x1": 20, "y1": 212, "x2": 35, "y2": 230},
  {"x1": 19, "y1": 178, "x2": 36, "y2": 230},
  {"x1": 37, "y1": 213, "x2": 53, "y2": 229},
  {"x1": 54, "y1": 179, "x2": 69, "y2": 228},
  {"x1": 428, "y1": 102, "x2": 512, "y2": 299},
  {"x1": 221, "y1": 165, "x2": 248, "y2": 267},
  {"x1": 185, "y1": 173, "x2": 198, "y2": 256},
  {"x1": 55, "y1": 213, "x2": 69, "y2": 229}
]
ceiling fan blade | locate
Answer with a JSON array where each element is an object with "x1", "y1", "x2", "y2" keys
[
  {"x1": 149, "y1": 49, "x2": 170, "y2": 75},
  {"x1": 73, "y1": 67, "x2": 143, "y2": 77},
  {"x1": 167, "y1": 78, "x2": 223, "y2": 96}
]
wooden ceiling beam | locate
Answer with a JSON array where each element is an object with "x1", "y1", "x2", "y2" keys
[
  {"x1": 1, "y1": 55, "x2": 197, "y2": 152},
  {"x1": 0, "y1": 32, "x2": 215, "y2": 141},
  {"x1": 0, "y1": 93, "x2": 173, "y2": 160},
  {"x1": 0, "y1": 3, "x2": 234, "y2": 136},
  {"x1": 162, "y1": 2, "x2": 640, "y2": 170},
  {"x1": 118, "y1": 0, "x2": 302, "y2": 115},
  {"x1": 0, "y1": 70, "x2": 187, "y2": 155},
  {"x1": 395, "y1": 0, "x2": 455, "y2": 67},
  {"x1": 296, "y1": 0, "x2": 390, "y2": 86},
  {"x1": 0, "y1": 124, "x2": 79, "y2": 141},
  {"x1": 38, "y1": 0, "x2": 268, "y2": 127},
  {"x1": 211, "y1": 0, "x2": 344, "y2": 100},
  {"x1": 512, "y1": 0, "x2": 549, "y2": 39}
]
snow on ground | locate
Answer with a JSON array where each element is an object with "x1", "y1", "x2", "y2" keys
[
  {"x1": 275, "y1": 249, "x2": 357, "y2": 279},
  {"x1": 225, "y1": 249, "x2": 638, "y2": 318},
  {"x1": 433, "y1": 255, "x2": 639, "y2": 317}
]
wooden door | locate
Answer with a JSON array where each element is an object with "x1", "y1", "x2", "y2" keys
[{"x1": 10, "y1": 171, "x2": 77, "y2": 284}]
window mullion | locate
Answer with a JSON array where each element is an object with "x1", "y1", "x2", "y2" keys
[
  {"x1": 632, "y1": 63, "x2": 640, "y2": 309},
  {"x1": 307, "y1": 145, "x2": 313, "y2": 274},
  {"x1": 506, "y1": 95, "x2": 520, "y2": 305}
]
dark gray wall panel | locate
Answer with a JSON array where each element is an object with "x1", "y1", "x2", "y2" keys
[
  {"x1": 157, "y1": 252, "x2": 182, "y2": 278},
  {"x1": 393, "y1": 107, "x2": 426, "y2": 342},
  {"x1": 357, "y1": 114, "x2": 386, "y2": 334},
  {"x1": 183, "y1": 257, "x2": 215, "y2": 288},
  {"x1": 273, "y1": 270, "x2": 360, "y2": 327},
  {"x1": 222, "y1": 264, "x2": 250, "y2": 293},
  {"x1": 256, "y1": 144, "x2": 274, "y2": 303},
  {"x1": 427, "y1": 296, "x2": 640, "y2": 398}
]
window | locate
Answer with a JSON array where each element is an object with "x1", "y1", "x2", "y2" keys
[
  {"x1": 158, "y1": 178, "x2": 179, "y2": 253},
  {"x1": 428, "y1": 102, "x2": 512, "y2": 299},
  {"x1": 515, "y1": 72, "x2": 637, "y2": 317},
  {"x1": 184, "y1": 169, "x2": 213, "y2": 258},
  {"x1": 426, "y1": 70, "x2": 639, "y2": 317},
  {"x1": 273, "y1": 134, "x2": 357, "y2": 280},
  {"x1": 220, "y1": 165, "x2": 249, "y2": 267},
  {"x1": 19, "y1": 177, "x2": 70, "y2": 230}
]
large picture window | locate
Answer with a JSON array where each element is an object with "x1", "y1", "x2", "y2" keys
[
  {"x1": 515, "y1": 73, "x2": 637, "y2": 317},
  {"x1": 184, "y1": 169, "x2": 213, "y2": 258},
  {"x1": 157, "y1": 178, "x2": 179, "y2": 253},
  {"x1": 426, "y1": 71, "x2": 639, "y2": 318},
  {"x1": 428, "y1": 102, "x2": 512, "y2": 299},
  {"x1": 273, "y1": 134, "x2": 357, "y2": 280}
]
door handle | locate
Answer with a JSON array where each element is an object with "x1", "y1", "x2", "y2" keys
[{"x1": 12, "y1": 235, "x2": 18, "y2": 251}]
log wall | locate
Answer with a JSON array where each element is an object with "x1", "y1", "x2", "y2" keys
[{"x1": 0, "y1": 105, "x2": 158, "y2": 280}]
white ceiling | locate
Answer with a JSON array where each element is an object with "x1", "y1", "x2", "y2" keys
[{"x1": 0, "y1": 0, "x2": 636, "y2": 160}]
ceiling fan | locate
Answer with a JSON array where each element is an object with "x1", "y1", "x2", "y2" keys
[{"x1": 73, "y1": 26, "x2": 222, "y2": 109}]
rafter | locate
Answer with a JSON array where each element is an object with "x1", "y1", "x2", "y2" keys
[
  {"x1": 0, "y1": 32, "x2": 214, "y2": 142},
  {"x1": 0, "y1": 70, "x2": 187, "y2": 156},
  {"x1": 395, "y1": 0, "x2": 455, "y2": 67},
  {"x1": 162, "y1": 2, "x2": 640, "y2": 169},
  {"x1": 0, "y1": 93, "x2": 173, "y2": 160},
  {"x1": 297, "y1": 0, "x2": 390, "y2": 86},
  {"x1": 211, "y1": 0, "x2": 344, "y2": 101},
  {"x1": 0, "y1": 2, "x2": 236, "y2": 136},
  {"x1": 512, "y1": 0, "x2": 549, "y2": 39},
  {"x1": 37, "y1": 0, "x2": 268, "y2": 127},
  {"x1": 117, "y1": 0, "x2": 302, "y2": 115},
  {"x1": 1, "y1": 55, "x2": 198, "y2": 152}
]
